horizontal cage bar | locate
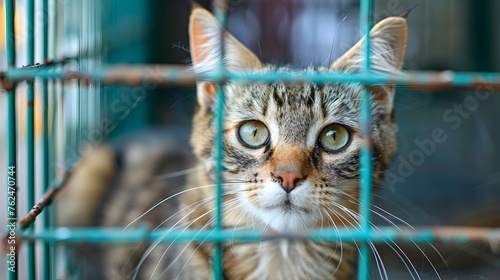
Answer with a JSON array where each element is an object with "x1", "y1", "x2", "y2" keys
[
  {"x1": 1, "y1": 65, "x2": 500, "y2": 90},
  {"x1": 16, "y1": 226, "x2": 500, "y2": 245}
]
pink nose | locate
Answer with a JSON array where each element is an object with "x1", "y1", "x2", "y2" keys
[{"x1": 274, "y1": 170, "x2": 304, "y2": 193}]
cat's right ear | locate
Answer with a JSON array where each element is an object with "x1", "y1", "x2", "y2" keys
[
  {"x1": 189, "y1": 6, "x2": 262, "y2": 109},
  {"x1": 331, "y1": 17, "x2": 407, "y2": 111},
  {"x1": 331, "y1": 16, "x2": 407, "y2": 73}
]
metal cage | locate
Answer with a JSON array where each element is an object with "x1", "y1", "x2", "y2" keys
[{"x1": 3, "y1": 0, "x2": 500, "y2": 279}]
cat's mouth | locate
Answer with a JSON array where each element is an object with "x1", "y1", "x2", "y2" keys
[
  {"x1": 257, "y1": 199, "x2": 316, "y2": 232},
  {"x1": 263, "y1": 197, "x2": 311, "y2": 214},
  {"x1": 241, "y1": 180, "x2": 318, "y2": 232}
]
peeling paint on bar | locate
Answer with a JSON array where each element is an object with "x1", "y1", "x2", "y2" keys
[
  {"x1": 13, "y1": 226, "x2": 500, "y2": 245},
  {"x1": 2, "y1": 66, "x2": 500, "y2": 90}
]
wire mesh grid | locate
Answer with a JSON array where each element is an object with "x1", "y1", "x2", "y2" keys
[{"x1": 3, "y1": 0, "x2": 500, "y2": 280}]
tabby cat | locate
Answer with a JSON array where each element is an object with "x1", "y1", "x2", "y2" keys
[
  {"x1": 182, "y1": 6, "x2": 405, "y2": 279},
  {"x1": 60, "y1": 6, "x2": 407, "y2": 280}
]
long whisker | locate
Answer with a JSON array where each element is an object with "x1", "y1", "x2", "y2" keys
[
  {"x1": 322, "y1": 12, "x2": 350, "y2": 66},
  {"x1": 326, "y1": 202, "x2": 390, "y2": 279},
  {"x1": 409, "y1": 240, "x2": 442, "y2": 280},
  {"x1": 384, "y1": 242, "x2": 419, "y2": 280},
  {"x1": 147, "y1": 192, "x2": 247, "y2": 279},
  {"x1": 321, "y1": 205, "x2": 361, "y2": 275},
  {"x1": 124, "y1": 182, "x2": 246, "y2": 230},
  {"x1": 152, "y1": 190, "x2": 244, "y2": 231},
  {"x1": 227, "y1": 198, "x2": 252, "y2": 256},
  {"x1": 132, "y1": 191, "x2": 240, "y2": 279},
  {"x1": 154, "y1": 165, "x2": 204, "y2": 180},
  {"x1": 153, "y1": 202, "x2": 242, "y2": 280},
  {"x1": 154, "y1": 215, "x2": 219, "y2": 279},
  {"x1": 165, "y1": 202, "x2": 245, "y2": 280},
  {"x1": 330, "y1": 189, "x2": 443, "y2": 279},
  {"x1": 320, "y1": 208, "x2": 344, "y2": 267},
  {"x1": 369, "y1": 240, "x2": 388, "y2": 280},
  {"x1": 122, "y1": 188, "x2": 239, "y2": 277}
]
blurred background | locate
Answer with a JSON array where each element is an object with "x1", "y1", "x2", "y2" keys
[{"x1": 1, "y1": 0, "x2": 500, "y2": 278}]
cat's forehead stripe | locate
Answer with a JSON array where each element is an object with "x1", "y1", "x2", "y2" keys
[{"x1": 225, "y1": 81, "x2": 363, "y2": 130}]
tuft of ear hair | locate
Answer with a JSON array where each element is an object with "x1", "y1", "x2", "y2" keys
[{"x1": 399, "y1": 4, "x2": 418, "y2": 18}]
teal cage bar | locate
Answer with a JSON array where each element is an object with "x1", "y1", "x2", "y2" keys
[
  {"x1": 5, "y1": 1, "x2": 18, "y2": 280},
  {"x1": 26, "y1": 0, "x2": 35, "y2": 279},
  {"x1": 3, "y1": 0, "x2": 500, "y2": 280},
  {"x1": 213, "y1": 5, "x2": 227, "y2": 280},
  {"x1": 358, "y1": 0, "x2": 373, "y2": 278}
]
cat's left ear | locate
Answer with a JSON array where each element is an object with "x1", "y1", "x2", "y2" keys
[
  {"x1": 189, "y1": 6, "x2": 263, "y2": 72},
  {"x1": 331, "y1": 17, "x2": 407, "y2": 107},
  {"x1": 189, "y1": 6, "x2": 263, "y2": 109}
]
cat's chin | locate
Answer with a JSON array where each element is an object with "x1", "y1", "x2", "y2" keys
[{"x1": 258, "y1": 209, "x2": 316, "y2": 233}]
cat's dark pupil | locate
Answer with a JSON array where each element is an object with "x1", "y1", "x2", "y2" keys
[
  {"x1": 252, "y1": 127, "x2": 257, "y2": 137},
  {"x1": 327, "y1": 130, "x2": 337, "y2": 141}
]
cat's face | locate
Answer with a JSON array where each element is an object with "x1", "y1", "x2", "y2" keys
[{"x1": 189, "y1": 7, "x2": 406, "y2": 232}]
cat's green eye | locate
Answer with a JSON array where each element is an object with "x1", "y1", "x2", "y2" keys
[
  {"x1": 318, "y1": 124, "x2": 351, "y2": 152},
  {"x1": 237, "y1": 121, "x2": 270, "y2": 149}
]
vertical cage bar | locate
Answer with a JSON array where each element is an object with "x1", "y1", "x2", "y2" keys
[
  {"x1": 48, "y1": 0, "x2": 60, "y2": 253},
  {"x1": 40, "y1": 0, "x2": 55, "y2": 278},
  {"x1": 48, "y1": 0, "x2": 58, "y2": 189},
  {"x1": 76, "y1": 0, "x2": 82, "y2": 160},
  {"x1": 62, "y1": 0, "x2": 71, "y2": 167},
  {"x1": 213, "y1": 82, "x2": 225, "y2": 280},
  {"x1": 80, "y1": 0, "x2": 87, "y2": 140},
  {"x1": 5, "y1": 0, "x2": 18, "y2": 280},
  {"x1": 93, "y1": 0, "x2": 100, "y2": 127},
  {"x1": 94, "y1": 0, "x2": 102, "y2": 125},
  {"x1": 85, "y1": 0, "x2": 91, "y2": 133},
  {"x1": 358, "y1": 0, "x2": 373, "y2": 279},
  {"x1": 49, "y1": 0, "x2": 65, "y2": 270},
  {"x1": 26, "y1": 0, "x2": 37, "y2": 278},
  {"x1": 213, "y1": 4, "x2": 228, "y2": 280}
]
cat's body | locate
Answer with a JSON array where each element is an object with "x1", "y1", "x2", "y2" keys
[{"x1": 59, "y1": 6, "x2": 407, "y2": 280}]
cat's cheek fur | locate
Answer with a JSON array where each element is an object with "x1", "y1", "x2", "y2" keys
[{"x1": 241, "y1": 180, "x2": 319, "y2": 232}]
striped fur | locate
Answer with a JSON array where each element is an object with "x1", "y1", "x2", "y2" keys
[{"x1": 182, "y1": 7, "x2": 407, "y2": 280}]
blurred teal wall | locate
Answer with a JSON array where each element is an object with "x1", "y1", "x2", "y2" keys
[{"x1": 100, "y1": 0, "x2": 196, "y2": 139}]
